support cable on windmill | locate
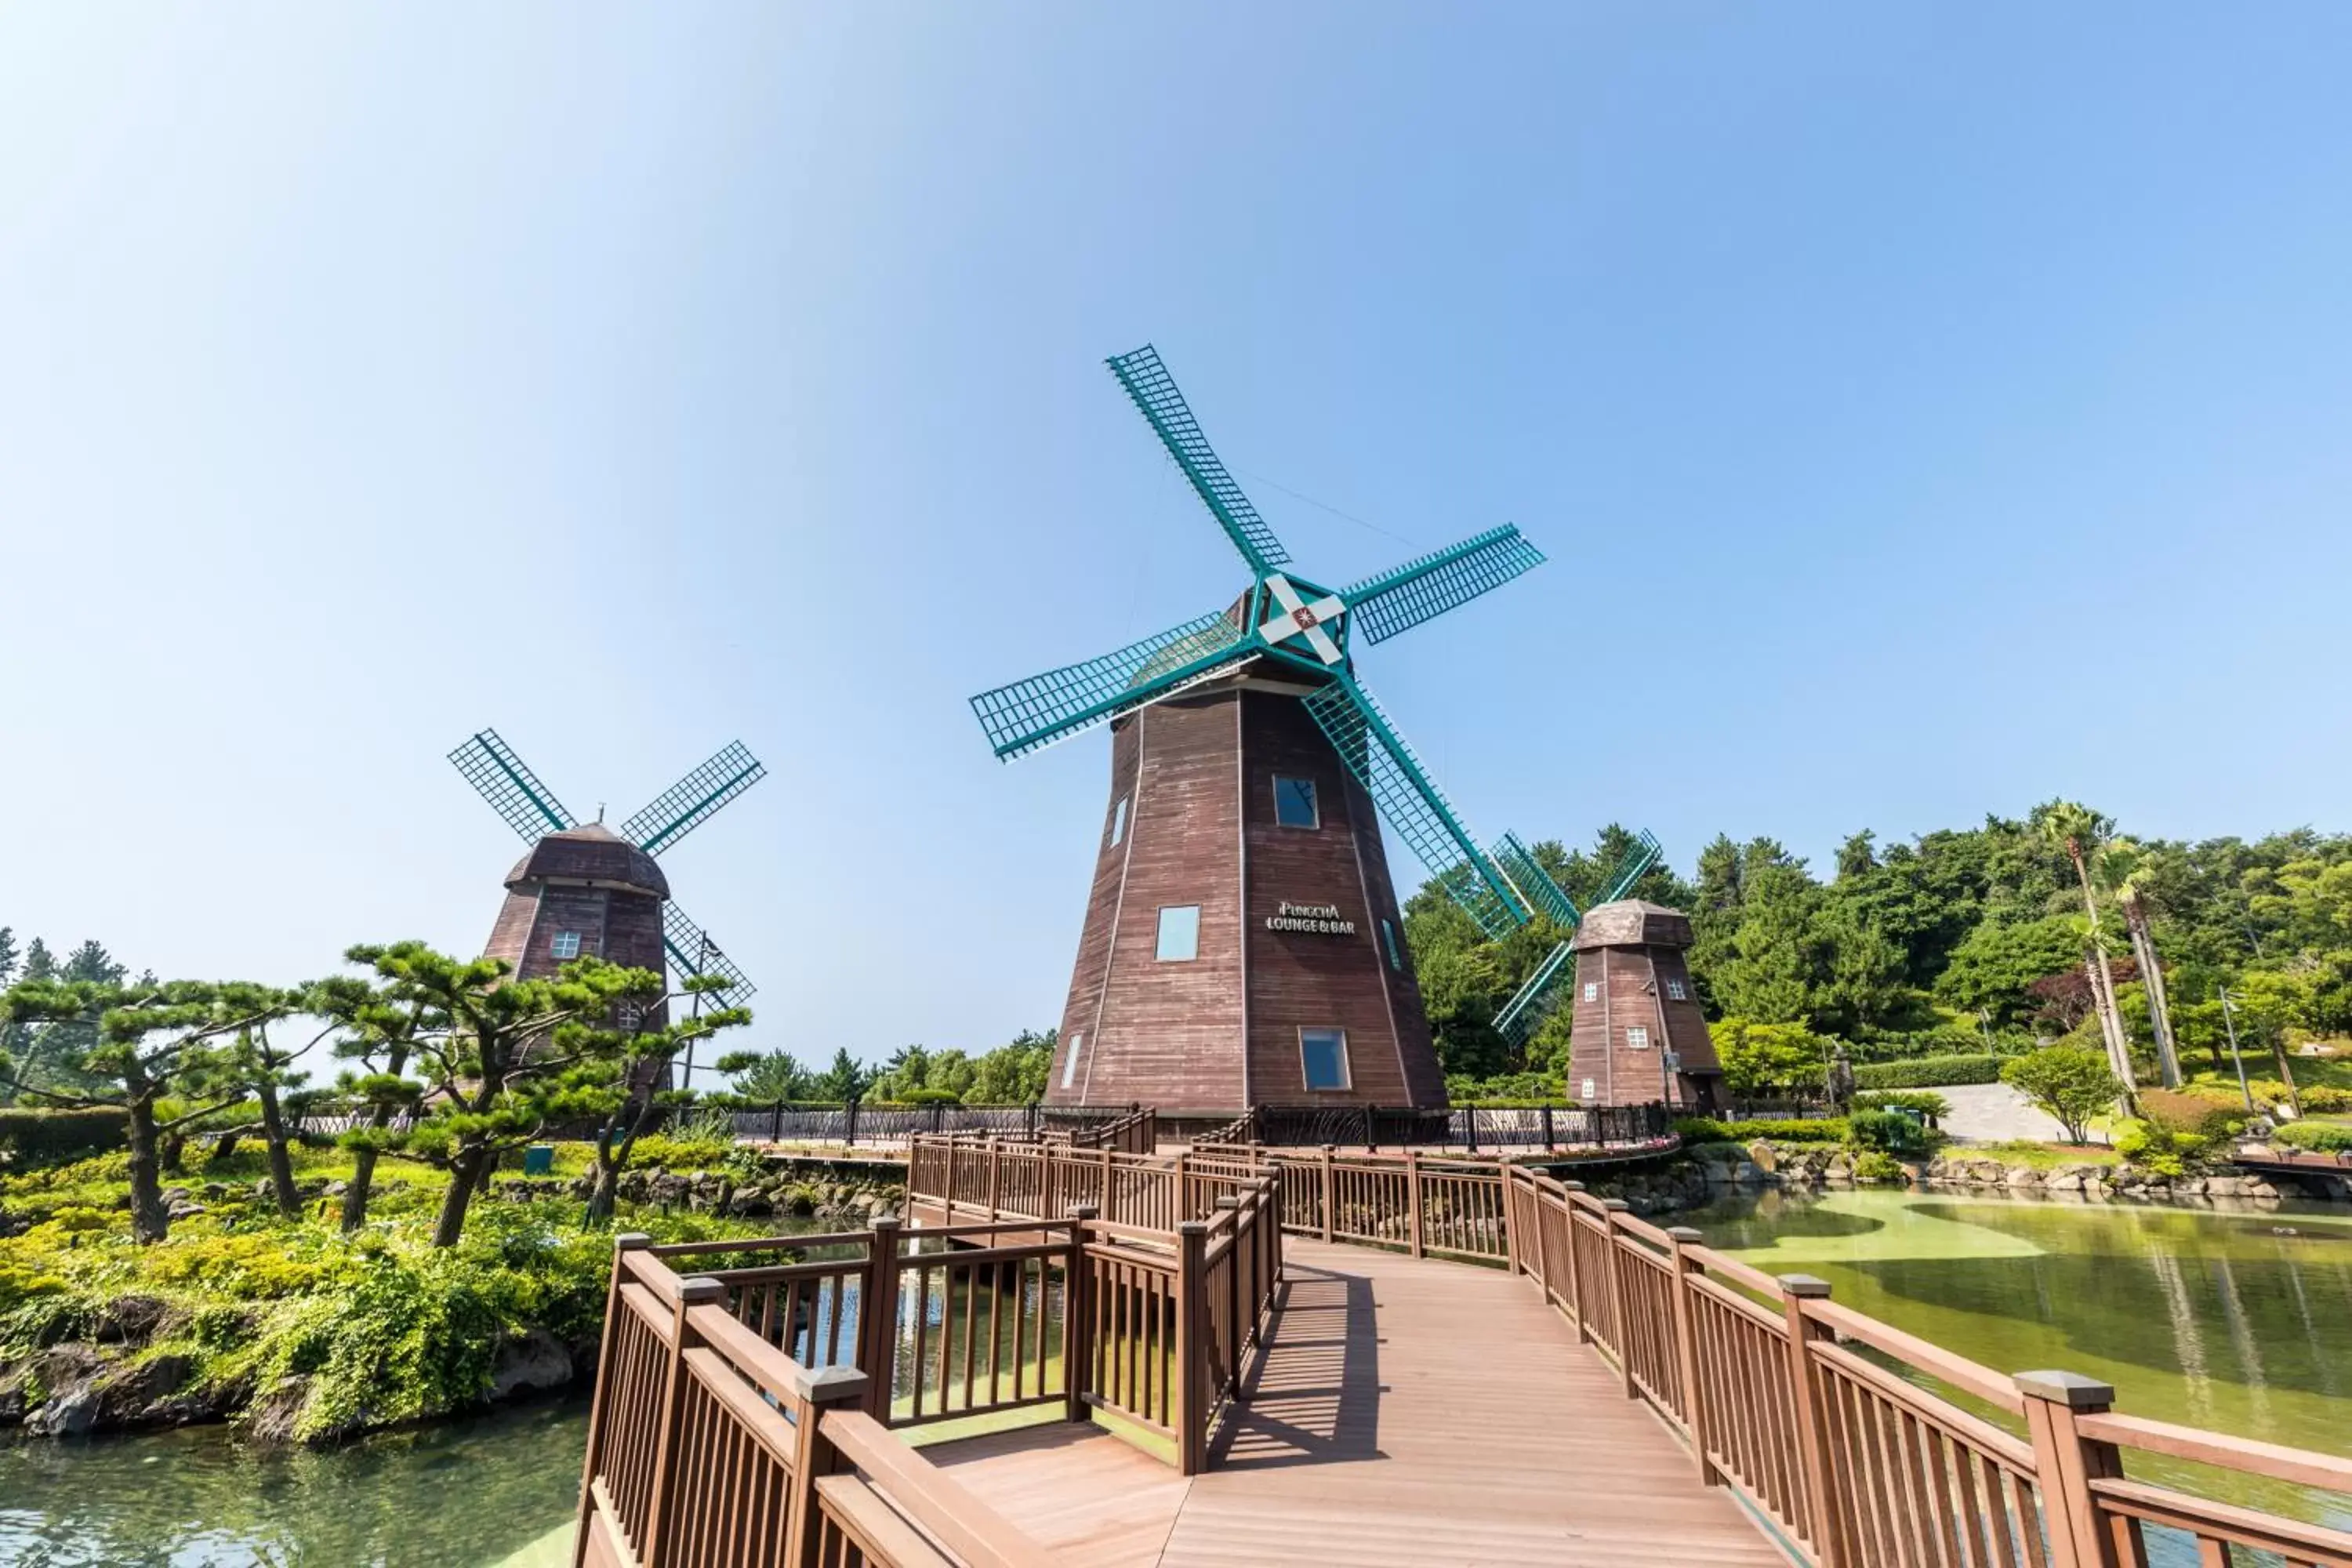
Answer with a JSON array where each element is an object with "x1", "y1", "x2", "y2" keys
[
  {"x1": 448, "y1": 731, "x2": 765, "y2": 1044},
  {"x1": 968, "y1": 345, "x2": 1698, "y2": 1115}
]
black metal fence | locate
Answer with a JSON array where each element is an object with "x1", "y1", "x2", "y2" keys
[{"x1": 1233, "y1": 1102, "x2": 1673, "y2": 1152}]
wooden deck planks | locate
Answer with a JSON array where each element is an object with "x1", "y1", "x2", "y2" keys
[{"x1": 927, "y1": 1240, "x2": 1791, "y2": 1566}]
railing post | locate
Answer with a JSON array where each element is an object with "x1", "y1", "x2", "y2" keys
[
  {"x1": 1777, "y1": 1276, "x2": 1850, "y2": 1568},
  {"x1": 572, "y1": 1232, "x2": 652, "y2": 1568},
  {"x1": 845, "y1": 1095, "x2": 858, "y2": 1149},
  {"x1": 1174, "y1": 1149, "x2": 1192, "y2": 1223},
  {"x1": 1099, "y1": 1147, "x2": 1114, "y2": 1221},
  {"x1": 1666, "y1": 1227, "x2": 1717, "y2": 1485},
  {"x1": 2016, "y1": 1370, "x2": 2132, "y2": 1568},
  {"x1": 1523, "y1": 1173, "x2": 1547, "y2": 1288},
  {"x1": 984, "y1": 1135, "x2": 1001, "y2": 1222},
  {"x1": 640, "y1": 1274, "x2": 725, "y2": 1568},
  {"x1": 1215, "y1": 1196, "x2": 1243, "y2": 1399},
  {"x1": 1175, "y1": 1220, "x2": 1210, "y2": 1475},
  {"x1": 770, "y1": 1099, "x2": 785, "y2": 1142},
  {"x1": 1065, "y1": 1203, "x2": 1099, "y2": 1424},
  {"x1": 1465, "y1": 1105, "x2": 1479, "y2": 1154},
  {"x1": 1318, "y1": 1145, "x2": 1335, "y2": 1243},
  {"x1": 1554, "y1": 1182, "x2": 1586, "y2": 1338},
  {"x1": 1541, "y1": 1102, "x2": 1555, "y2": 1151},
  {"x1": 1024, "y1": 1101, "x2": 1035, "y2": 1140},
  {"x1": 782, "y1": 1364, "x2": 872, "y2": 1568},
  {"x1": 861, "y1": 1215, "x2": 903, "y2": 1419},
  {"x1": 942, "y1": 1138, "x2": 959, "y2": 1221},
  {"x1": 1403, "y1": 1148, "x2": 1425, "y2": 1258},
  {"x1": 1601, "y1": 1200, "x2": 1636, "y2": 1396}
]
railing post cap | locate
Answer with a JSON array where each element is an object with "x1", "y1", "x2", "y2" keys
[
  {"x1": 1560, "y1": 1180, "x2": 1585, "y2": 1192},
  {"x1": 1777, "y1": 1273, "x2": 1832, "y2": 1298},
  {"x1": 1666, "y1": 1225, "x2": 1704, "y2": 1242},
  {"x1": 789, "y1": 1363, "x2": 871, "y2": 1405},
  {"x1": 2013, "y1": 1370, "x2": 2115, "y2": 1409},
  {"x1": 678, "y1": 1275, "x2": 727, "y2": 1303},
  {"x1": 614, "y1": 1232, "x2": 654, "y2": 1251},
  {"x1": 1600, "y1": 1198, "x2": 1632, "y2": 1212},
  {"x1": 1214, "y1": 1194, "x2": 1240, "y2": 1208},
  {"x1": 869, "y1": 1211, "x2": 903, "y2": 1230},
  {"x1": 1067, "y1": 1201, "x2": 1100, "y2": 1219},
  {"x1": 1178, "y1": 1220, "x2": 1210, "y2": 1236}
]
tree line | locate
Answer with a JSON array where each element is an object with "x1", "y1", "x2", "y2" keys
[{"x1": 1406, "y1": 802, "x2": 2352, "y2": 1099}]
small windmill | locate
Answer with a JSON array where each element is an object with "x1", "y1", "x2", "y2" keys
[
  {"x1": 448, "y1": 728, "x2": 765, "y2": 1006},
  {"x1": 968, "y1": 345, "x2": 1660, "y2": 1108}
]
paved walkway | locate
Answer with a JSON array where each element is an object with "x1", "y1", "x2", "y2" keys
[
  {"x1": 1936, "y1": 1081, "x2": 2070, "y2": 1144},
  {"x1": 929, "y1": 1241, "x2": 1789, "y2": 1566}
]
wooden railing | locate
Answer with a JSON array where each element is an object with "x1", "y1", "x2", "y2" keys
[
  {"x1": 1201, "y1": 1100, "x2": 1675, "y2": 1152},
  {"x1": 905, "y1": 1135, "x2": 1284, "y2": 1475},
  {"x1": 1495, "y1": 1165, "x2": 2352, "y2": 1568},
  {"x1": 1190, "y1": 1145, "x2": 1511, "y2": 1264},
  {"x1": 575, "y1": 1233, "x2": 1055, "y2": 1568}
]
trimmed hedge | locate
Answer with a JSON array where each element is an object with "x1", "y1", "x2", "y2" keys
[
  {"x1": 2274, "y1": 1121, "x2": 2352, "y2": 1153},
  {"x1": 1852, "y1": 1054, "x2": 2006, "y2": 1090},
  {"x1": 0, "y1": 1108, "x2": 131, "y2": 1164},
  {"x1": 1675, "y1": 1116, "x2": 1850, "y2": 1145}
]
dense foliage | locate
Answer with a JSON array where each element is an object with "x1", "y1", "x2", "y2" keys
[{"x1": 1407, "y1": 809, "x2": 2352, "y2": 1102}]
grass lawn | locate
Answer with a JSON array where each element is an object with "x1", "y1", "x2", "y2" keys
[{"x1": 1958, "y1": 1140, "x2": 2122, "y2": 1171}]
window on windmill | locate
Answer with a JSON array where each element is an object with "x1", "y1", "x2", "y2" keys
[
  {"x1": 1626, "y1": 1025, "x2": 1651, "y2": 1051},
  {"x1": 1299, "y1": 1028, "x2": 1351, "y2": 1091},
  {"x1": 616, "y1": 1001, "x2": 643, "y2": 1030},
  {"x1": 1381, "y1": 918, "x2": 1403, "y2": 972},
  {"x1": 1273, "y1": 776, "x2": 1319, "y2": 829},
  {"x1": 551, "y1": 931, "x2": 582, "y2": 960},
  {"x1": 1155, "y1": 906, "x2": 1200, "y2": 962},
  {"x1": 1109, "y1": 796, "x2": 1128, "y2": 848},
  {"x1": 1582, "y1": 981, "x2": 1598, "y2": 1003},
  {"x1": 1667, "y1": 978, "x2": 1688, "y2": 1002},
  {"x1": 1061, "y1": 1033, "x2": 1085, "y2": 1091}
]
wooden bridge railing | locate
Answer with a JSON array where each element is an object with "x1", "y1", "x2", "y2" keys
[
  {"x1": 1495, "y1": 1164, "x2": 2352, "y2": 1568},
  {"x1": 904, "y1": 1134, "x2": 1283, "y2": 1475},
  {"x1": 575, "y1": 1232, "x2": 1055, "y2": 1568},
  {"x1": 1189, "y1": 1144, "x2": 1512, "y2": 1264}
]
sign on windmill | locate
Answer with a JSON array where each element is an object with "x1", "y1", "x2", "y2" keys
[
  {"x1": 967, "y1": 344, "x2": 1663, "y2": 1115},
  {"x1": 448, "y1": 729, "x2": 765, "y2": 1035}
]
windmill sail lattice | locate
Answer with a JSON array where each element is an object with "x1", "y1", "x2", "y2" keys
[{"x1": 449, "y1": 730, "x2": 573, "y2": 841}]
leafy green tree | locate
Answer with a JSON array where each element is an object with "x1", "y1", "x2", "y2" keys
[
  {"x1": 0, "y1": 977, "x2": 279, "y2": 1241},
  {"x1": 1835, "y1": 830, "x2": 1880, "y2": 880},
  {"x1": 221, "y1": 1003, "x2": 339, "y2": 1218},
  {"x1": 1716, "y1": 862, "x2": 1823, "y2": 1023},
  {"x1": 722, "y1": 1048, "x2": 817, "y2": 1102},
  {"x1": 967, "y1": 1029, "x2": 1055, "y2": 1103},
  {"x1": 2001, "y1": 1045, "x2": 2124, "y2": 1144},
  {"x1": 1711, "y1": 1017, "x2": 1831, "y2": 1101},
  {"x1": 0, "y1": 927, "x2": 16, "y2": 988},
  {"x1": 2099, "y1": 840, "x2": 2183, "y2": 1087},
  {"x1": 815, "y1": 1047, "x2": 873, "y2": 1103},
  {"x1": 339, "y1": 942, "x2": 668, "y2": 1247},
  {"x1": 1934, "y1": 915, "x2": 2084, "y2": 1026},
  {"x1": 577, "y1": 976, "x2": 749, "y2": 1225},
  {"x1": 2037, "y1": 800, "x2": 2135, "y2": 1091}
]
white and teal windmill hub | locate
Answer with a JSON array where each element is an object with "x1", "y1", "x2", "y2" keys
[{"x1": 969, "y1": 343, "x2": 1664, "y2": 1042}]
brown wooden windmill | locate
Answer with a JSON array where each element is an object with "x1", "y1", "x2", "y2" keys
[{"x1": 970, "y1": 347, "x2": 1610, "y2": 1116}]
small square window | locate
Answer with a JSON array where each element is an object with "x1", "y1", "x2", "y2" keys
[
  {"x1": 1109, "y1": 797, "x2": 1128, "y2": 848},
  {"x1": 1381, "y1": 918, "x2": 1403, "y2": 972},
  {"x1": 1582, "y1": 981, "x2": 1598, "y2": 1003},
  {"x1": 1155, "y1": 906, "x2": 1200, "y2": 962},
  {"x1": 1300, "y1": 1027, "x2": 1351, "y2": 1091},
  {"x1": 1272, "y1": 776, "x2": 1319, "y2": 829},
  {"x1": 551, "y1": 931, "x2": 582, "y2": 960},
  {"x1": 1627, "y1": 1025, "x2": 1651, "y2": 1051},
  {"x1": 1060, "y1": 1033, "x2": 1086, "y2": 1091},
  {"x1": 1666, "y1": 978, "x2": 1688, "y2": 1002}
]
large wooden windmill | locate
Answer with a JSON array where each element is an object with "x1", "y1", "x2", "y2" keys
[
  {"x1": 971, "y1": 346, "x2": 1657, "y2": 1113},
  {"x1": 448, "y1": 729, "x2": 764, "y2": 1029}
]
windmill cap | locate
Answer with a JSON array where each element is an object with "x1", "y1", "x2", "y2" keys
[
  {"x1": 505, "y1": 822, "x2": 670, "y2": 899},
  {"x1": 1570, "y1": 899, "x2": 1693, "y2": 951}
]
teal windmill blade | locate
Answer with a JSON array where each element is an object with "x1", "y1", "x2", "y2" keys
[
  {"x1": 971, "y1": 609, "x2": 1258, "y2": 760},
  {"x1": 449, "y1": 729, "x2": 574, "y2": 841},
  {"x1": 1340, "y1": 525, "x2": 1545, "y2": 645},
  {"x1": 1106, "y1": 345, "x2": 1292, "y2": 575},
  {"x1": 662, "y1": 902, "x2": 755, "y2": 1007},
  {"x1": 1489, "y1": 832, "x2": 1581, "y2": 928},
  {"x1": 1301, "y1": 673, "x2": 1529, "y2": 939},
  {"x1": 622, "y1": 742, "x2": 768, "y2": 856},
  {"x1": 1601, "y1": 829, "x2": 1664, "y2": 902},
  {"x1": 1493, "y1": 942, "x2": 1575, "y2": 1046},
  {"x1": 1490, "y1": 829, "x2": 1668, "y2": 1046}
]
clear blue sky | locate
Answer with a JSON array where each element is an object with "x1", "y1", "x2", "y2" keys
[{"x1": 5, "y1": 5, "x2": 2349, "y2": 1078}]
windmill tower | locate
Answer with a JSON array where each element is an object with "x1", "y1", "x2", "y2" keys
[
  {"x1": 969, "y1": 346, "x2": 1663, "y2": 1114},
  {"x1": 448, "y1": 731, "x2": 765, "y2": 1043},
  {"x1": 1563, "y1": 900, "x2": 1722, "y2": 1111}
]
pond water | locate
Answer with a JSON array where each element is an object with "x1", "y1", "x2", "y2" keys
[
  {"x1": 0, "y1": 1392, "x2": 588, "y2": 1566},
  {"x1": 1684, "y1": 1187, "x2": 2352, "y2": 1541}
]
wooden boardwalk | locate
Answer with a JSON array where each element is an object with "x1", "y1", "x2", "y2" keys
[{"x1": 927, "y1": 1240, "x2": 1790, "y2": 1566}]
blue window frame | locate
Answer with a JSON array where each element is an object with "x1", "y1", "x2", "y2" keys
[
  {"x1": 1381, "y1": 918, "x2": 1403, "y2": 972},
  {"x1": 551, "y1": 931, "x2": 582, "y2": 960},
  {"x1": 1109, "y1": 796, "x2": 1128, "y2": 847},
  {"x1": 1273, "y1": 775, "x2": 1319, "y2": 829},
  {"x1": 1299, "y1": 1028, "x2": 1351, "y2": 1091},
  {"x1": 1155, "y1": 906, "x2": 1200, "y2": 962}
]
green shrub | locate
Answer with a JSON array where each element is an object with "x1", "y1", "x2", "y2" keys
[
  {"x1": 2002, "y1": 1047, "x2": 2125, "y2": 1145},
  {"x1": 1852, "y1": 1054, "x2": 2005, "y2": 1090},
  {"x1": 1848, "y1": 1109, "x2": 1940, "y2": 1159},
  {"x1": 2297, "y1": 1084, "x2": 2351, "y2": 1113},
  {"x1": 1675, "y1": 1116, "x2": 1849, "y2": 1145},
  {"x1": 2274, "y1": 1122, "x2": 2352, "y2": 1153},
  {"x1": 2136, "y1": 1088, "x2": 2243, "y2": 1141},
  {"x1": 2113, "y1": 1118, "x2": 2211, "y2": 1178},
  {"x1": 628, "y1": 1132, "x2": 733, "y2": 1172},
  {"x1": 1852, "y1": 1150, "x2": 1911, "y2": 1183},
  {"x1": 1851, "y1": 1090, "x2": 1951, "y2": 1123},
  {"x1": 0, "y1": 1109, "x2": 130, "y2": 1167}
]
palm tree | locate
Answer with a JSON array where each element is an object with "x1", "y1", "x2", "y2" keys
[
  {"x1": 2038, "y1": 800, "x2": 2136, "y2": 1094},
  {"x1": 2098, "y1": 839, "x2": 2182, "y2": 1089}
]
